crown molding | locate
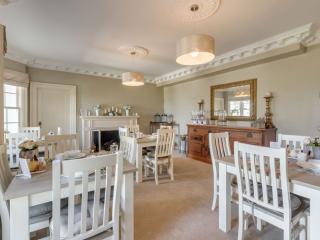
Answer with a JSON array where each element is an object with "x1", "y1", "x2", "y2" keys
[
  {"x1": 153, "y1": 23, "x2": 320, "y2": 86},
  {"x1": 5, "y1": 51, "x2": 156, "y2": 82},
  {"x1": 4, "y1": 23, "x2": 320, "y2": 86}
]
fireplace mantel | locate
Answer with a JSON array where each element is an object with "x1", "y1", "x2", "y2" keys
[{"x1": 80, "y1": 115, "x2": 139, "y2": 149}]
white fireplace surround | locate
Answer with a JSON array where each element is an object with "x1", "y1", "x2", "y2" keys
[{"x1": 80, "y1": 116, "x2": 139, "y2": 149}]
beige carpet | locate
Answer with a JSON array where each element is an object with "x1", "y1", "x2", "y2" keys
[{"x1": 134, "y1": 156, "x2": 282, "y2": 240}]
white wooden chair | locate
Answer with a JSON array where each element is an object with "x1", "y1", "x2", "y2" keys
[
  {"x1": 51, "y1": 152, "x2": 123, "y2": 240},
  {"x1": 143, "y1": 128, "x2": 175, "y2": 185},
  {"x1": 128, "y1": 125, "x2": 140, "y2": 135},
  {"x1": 0, "y1": 144, "x2": 52, "y2": 240},
  {"x1": 208, "y1": 132, "x2": 231, "y2": 211},
  {"x1": 234, "y1": 142, "x2": 308, "y2": 240},
  {"x1": 44, "y1": 134, "x2": 79, "y2": 160},
  {"x1": 277, "y1": 133, "x2": 309, "y2": 150},
  {"x1": 120, "y1": 136, "x2": 135, "y2": 165},
  {"x1": 118, "y1": 127, "x2": 129, "y2": 137},
  {"x1": 19, "y1": 126, "x2": 41, "y2": 139},
  {"x1": 6, "y1": 132, "x2": 38, "y2": 168}
]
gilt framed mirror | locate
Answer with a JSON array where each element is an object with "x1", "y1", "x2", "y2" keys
[{"x1": 210, "y1": 79, "x2": 257, "y2": 121}]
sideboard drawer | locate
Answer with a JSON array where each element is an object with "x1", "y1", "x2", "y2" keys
[
  {"x1": 230, "y1": 131, "x2": 262, "y2": 144},
  {"x1": 189, "y1": 134, "x2": 204, "y2": 143}
]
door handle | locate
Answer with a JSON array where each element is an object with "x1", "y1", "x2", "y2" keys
[{"x1": 38, "y1": 121, "x2": 42, "y2": 128}]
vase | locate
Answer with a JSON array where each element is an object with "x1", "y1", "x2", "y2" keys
[{"x1": 312, "y1": 146, "x2": 320, "y2": 160}]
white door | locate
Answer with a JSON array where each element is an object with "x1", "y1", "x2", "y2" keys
[{"x1": 30, "y1": 82, "x2": 76, "y2": 135}]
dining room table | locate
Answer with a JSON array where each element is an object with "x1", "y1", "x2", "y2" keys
[
  {"x1": 4, "y1": 156, "x2": 137, "y2": 240},
  {"x1": 217, "y1": 155, "x2": 320, "y2": 240},
  {"x1": 134, "y1": 135, "x2": 157, "y2": 183}
]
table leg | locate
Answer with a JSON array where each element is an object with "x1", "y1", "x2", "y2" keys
[
  {"x1": 10, "y1": 196, "x2": 29, "y2": 240},
  {"x1": 135, "y1": 144, "x2": 143, "y2": 183},
  {"x1": 309, "y1": 196, "x2": 320, "y2": 240},
  {"x1": 121, "y1": 172, "x2": 134, "y2": 240},
  {"x1": 218, "y1": 163, "x2": 232, "y2": 232}
]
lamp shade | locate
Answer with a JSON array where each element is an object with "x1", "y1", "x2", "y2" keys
[
  {"x1": 122, "y1": 72, "x2": 144, "y2": 86},
  {"x1": 176, "y1": 34, "x2": 215, "y2": 65}
]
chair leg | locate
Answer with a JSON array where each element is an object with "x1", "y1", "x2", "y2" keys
[
  {"x1": 238, "y1": 205, "x2": 244, "y2": 240},
  {"x1": 299, "y1": 215, "x2": 307, "y2": 240},
  {"x1": 283, "y1": 223, "x2": 291, "y2": 240},
  {"x1": 256, "y1": 218, "x2": 263, "y2": 231},
  {"x1": 155, "y1": 163, "x2": 159, "y2": 185},
  {"x1": 169, "y1": 158, "x2": 174, "y2": 181},
  {"x1": 211, "y1": 180, "x2": 218, "y2": 211}
]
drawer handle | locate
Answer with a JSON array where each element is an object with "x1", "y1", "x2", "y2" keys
[
  {"x1": 193, "y1": 129, "x2": 197, "y2": 132},
  {"x1": 246, "y1": 132, "x2": 253, "y2": 138}
]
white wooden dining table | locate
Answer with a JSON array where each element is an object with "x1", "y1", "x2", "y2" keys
[
  {"x1": 217, "y1": 155, "x2": 320, "y2": 240},
  {"x1": 4, "y1": 160, "x2": 137, "y2": 240},
  {"x1": 135, "y1": 135, "x2": 157, "y2": 183}
]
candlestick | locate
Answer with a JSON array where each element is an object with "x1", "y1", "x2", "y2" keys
[{"x1": 264, "y1": 96, "x2": 275, "y2": 129}]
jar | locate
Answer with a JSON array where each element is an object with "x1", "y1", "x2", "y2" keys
[
  {"x1": 161, "y1": 114, "x2": 167, "y2": 122},
  {"x1": 154, "y1": 114, "x2": 161, "y2": 122},
  {"x1": 167, "y1": 114, "x2": 174, "y2": 123}
]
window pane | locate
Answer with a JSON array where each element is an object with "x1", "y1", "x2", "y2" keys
[
  {"x1": 3, "y1": 109, "x2": 6, "y2": 122},
  {"x1": 4, "y1": 93, "x2": 17, "y2": 107},
  {"x1": 7, "y1": 123, "x2": 19, "y2": 133},
  {"x1": 4, "y1": 84, "x2": 17, "y2": 94},
  {"x1": 7, "y1": 108, "x2": 19, "y2": 122}
]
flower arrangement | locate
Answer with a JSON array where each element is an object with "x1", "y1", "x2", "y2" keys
[
  {"x1": 18, "y1": 140, "x2": 39, "y2": 151},
  {"x1": 306, "y1": 137, "x2": 320, "y2": 147}
]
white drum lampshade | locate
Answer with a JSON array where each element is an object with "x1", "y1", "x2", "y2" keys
[
  {"x1": 176, "y1": 34, "x2": 215, "y2": 66},
  {"x1": 122, "y1": 72, "x2": 144, "y2": 86}
]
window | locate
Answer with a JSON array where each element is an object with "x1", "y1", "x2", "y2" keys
[
  {"x1": 4, "y1": 84, "x2": 26, "y2": 133},
  {"x1": 228, "y1": 100, "x2": 250, "y2": 116}
]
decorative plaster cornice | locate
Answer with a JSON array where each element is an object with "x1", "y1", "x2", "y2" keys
[
  {"x1": 152, "y1": 23, "x2": 320, "y2": 86},
  {"x1": 5, "y1": 51, "x2": 155, "y2": 82},
  {"x1": 4, "y1": 23, "x2": 320, "y2": 86}
]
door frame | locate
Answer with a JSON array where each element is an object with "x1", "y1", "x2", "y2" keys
[{"x1": 30, "y1": 82, "x2": 77, "y2": 134}]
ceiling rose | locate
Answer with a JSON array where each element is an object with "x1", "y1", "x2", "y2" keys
[
  {"x1": 175, "y1": 0, "x2": 221, "y2": 22},
  {"x1": 118, "y1": 45, "x2": 149, "y2": 57}
]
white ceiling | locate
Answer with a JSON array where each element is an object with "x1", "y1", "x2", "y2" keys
[{"x1": 1, "y1": 0, "x2": 320, "y2": 78}]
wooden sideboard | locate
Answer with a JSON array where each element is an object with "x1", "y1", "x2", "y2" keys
[{"x1": 187, "y1": 124, "x2": 277, "y2": 164}]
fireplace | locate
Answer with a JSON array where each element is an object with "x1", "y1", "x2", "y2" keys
[
  {"x1": 92, "y1": 129, "x2": 120, "y2": 152},
  {"x1": 80, "y1": 116, "x2": 139, "y2": 149}
]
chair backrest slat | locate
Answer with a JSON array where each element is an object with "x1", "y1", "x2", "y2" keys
[
  {"x1": 103, "y1": 167, "x2": 112, "y2": 226},
  {"x1": 155, "y1": 129, "x2": 175, "y2": 158},
  {"x1": 118, "y1": 127, "x2": 129, "y2": 137},
  {"x1": 19, "y1": 127, "x2": 41, "y2": 139},
  {"x1": 120, "y1": 136, "x2": 135, "y2": 164},
  {"x1": 209, "y1": 132, "x2": 231, "y2": 181},
  {"x1": 67, "y1": 174, "x2": 75, "y2": 238},
  {"x1": 80, "y1": 170, "x2": 89, "y2": 234},
  {"x1": 45, "y1": 134, "x2": 79, "y2": 160},
  {"x1": 6, "y1": 132, "x2": 38, "y2": 168},
  {"x1": 52, "y1": 152, "x2": 123, "y2": 239},
  {"x1": 235, "y1": 142, "x2": 289, "y2": 215},
  {"x1": 278, "y1": 133, "x2": 309, "y2": 150}
]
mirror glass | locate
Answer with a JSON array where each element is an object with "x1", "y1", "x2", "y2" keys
[{"x1": 211, "y1": 79, "x2": 257, "y2": 121}]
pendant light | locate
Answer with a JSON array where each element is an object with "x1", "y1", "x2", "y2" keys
[
  {"x1": 176, "y1": 3, "x2": 216, "y2": 66},
  {"x1": 119, "y1": 45, "x2": 148, "y2": 86},
  {"x1": 122, "y1": 72, "x2": 144, "y2": 86},
  {"x1": 176, "y1": 34, "x2": 215, "y2": 65}
]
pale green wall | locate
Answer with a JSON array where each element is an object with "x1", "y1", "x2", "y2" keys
[
  {"x1": 164, "y1": 45, "x2": 320, "y2": 136},
  {"x1": 27, "y1": 67, "x2": 164, "y2": 134}
]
